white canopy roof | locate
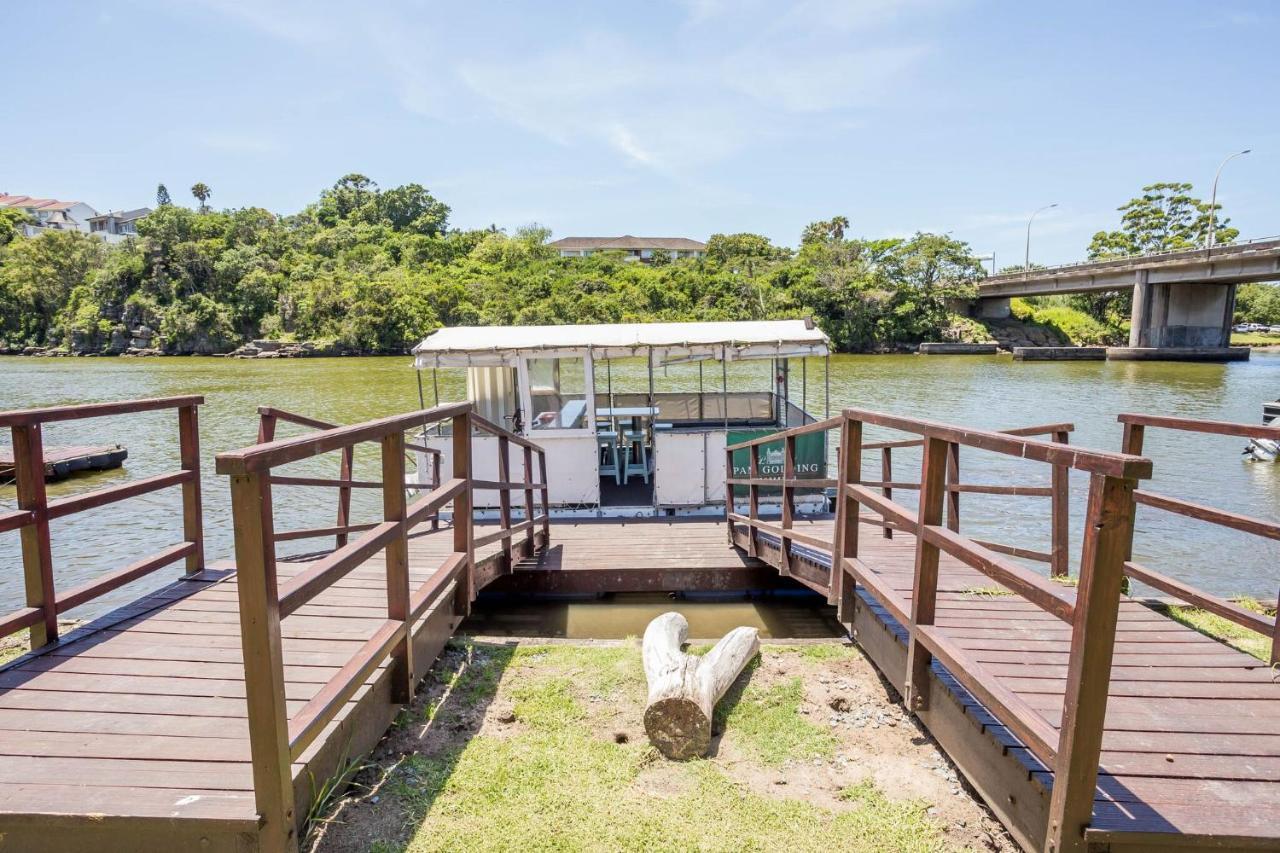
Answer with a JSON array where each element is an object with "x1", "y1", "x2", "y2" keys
[{"x1": 413, "y1": 320, "x2": 830, "y2": 368}]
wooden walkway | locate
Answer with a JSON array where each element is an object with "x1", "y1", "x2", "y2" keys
[{"x1": 741, "y1": 518, "x2": 1280, "y2": 852}]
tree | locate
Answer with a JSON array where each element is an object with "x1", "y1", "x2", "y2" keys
[
  {"x1": 1088, "y1": 182, "x2": 1238, "y2": 259},
  {"x1": 190, "y1": 182, "x2": 212, "y2": 213},
  {"x1": 830, "y1": 215, "x2": 850, "y2": 241},
  {"x1": 156, "y1": 184, "x2": 172, "y2": 207},
  {"x1": 0, "y1": 207, "x2": 31, "y2": 247}
]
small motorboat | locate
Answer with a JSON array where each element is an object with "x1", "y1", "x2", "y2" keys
[{"x1": 1243, "y1": 400, "x2": 1280, "y2": 462}]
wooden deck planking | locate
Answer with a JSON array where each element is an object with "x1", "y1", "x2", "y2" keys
[{"x1": 748, "y1": 517, "x2": 1280, "y2": 848}]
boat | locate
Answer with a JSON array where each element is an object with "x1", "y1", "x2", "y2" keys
[
  {"x1": 411, "y1": 320, "x2": 832, "y2": 516},
  {"x1": 1245, "y1": 399, "x2": 1280, "y2": 462}
]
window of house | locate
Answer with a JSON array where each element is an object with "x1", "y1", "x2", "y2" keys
[{"x1": 528, "y1": 357, "x2": 587, "y2": 430}]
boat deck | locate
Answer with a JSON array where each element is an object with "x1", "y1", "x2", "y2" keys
[{"x1": 743, "y1": 518, "x2": 1280, "y2": 852}]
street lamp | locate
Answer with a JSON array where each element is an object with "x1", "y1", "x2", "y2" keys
[
  {"x1": 1207, "y1": 149, "x2": 1250, "y2": 252},
  {"x1": 1024, "y1": 203, "x2": 1058, "y2": 276}
]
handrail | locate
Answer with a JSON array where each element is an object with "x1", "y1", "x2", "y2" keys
[
  {"x1": 979, "y1": 234, "x2": 1280, "y2": 283},
  {"x1": 0, "y1": 396, "x2": 205, "y2": 648},
  {"x1": 219, "y1": 401, "x2": 549, "y2": 850},
  {"x1": 1118, "y1": 413, "x2": 1280, "y2": 664},
  {"x1": 728, "y1": 407, "x2": 1151, "y2": 851}
]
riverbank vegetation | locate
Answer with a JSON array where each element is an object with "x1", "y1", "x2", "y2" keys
[{"x1": 0, "y1": 176, "x2": 983, "y2": 355}]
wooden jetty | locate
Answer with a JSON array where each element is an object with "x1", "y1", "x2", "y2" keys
[
  {"x1": 0, "y1": 396, "x2": 1278, "y2": 852},
  {"x1": 0, "y1": 443, "x2": 126, "y2": 482}
]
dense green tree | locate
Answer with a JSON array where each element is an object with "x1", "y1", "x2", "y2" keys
[
  {"x1": 156, "y1": 184, "x2": 172, "y2": 207},
  {"x1": 0, "y1": 208, "x2": 31, "y2": 247},
  {"x1": 1088, "y1": 182, "x2": 1237, "y2": 259},
  {"x1": 1234, "y1": 283, "x2": 1280, "y2": 326}
]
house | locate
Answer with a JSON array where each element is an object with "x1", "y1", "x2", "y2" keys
[
  {"x1": 87, "y1": 208, "x2": 151, "y2": 243},
  {"x1": 0, "y1": 193, "x2": 98, "y2": 237},
  {"x1": 549, "y1": 235, "x2": 707, "y2": 261}
]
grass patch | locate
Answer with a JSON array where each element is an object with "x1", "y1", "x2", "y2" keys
[
  {"x1": 1231, "y1": 332, "x2": 1280, "y2": 345},
  {"x1": 1159, "y1": 598, "x2": 1276, "y2": 663},
  {"x1": 0, "y1": 631, "x2": 29, "y2": 666},
  {"x1": 779, "y1": 643, "x2": 856, "y2": 661},
  {"x1": 717, "y1": 673, "x2": 837, "y2": 766},
  {"x1": 1010, "y1": 297, "x2": 1124, "y2": 345}
]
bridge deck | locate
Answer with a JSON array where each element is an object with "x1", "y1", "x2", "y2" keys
[{"x1": 739, "y1": 518, "x2": 1280, "y2": 851}]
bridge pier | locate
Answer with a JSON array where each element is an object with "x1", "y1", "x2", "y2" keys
[
  {"x1": 1109, "y1": 271, "x2": 1248, "y2": 360},
  {"x1": 975, "y1": 297, "x2": 1010, "y2": 320}
]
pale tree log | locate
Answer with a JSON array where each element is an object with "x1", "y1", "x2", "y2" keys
[{"x1": 642, "y1": 611, "x2": 760, "y2": 760}]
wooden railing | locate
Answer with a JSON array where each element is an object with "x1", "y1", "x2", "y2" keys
[
  {"x1": 1118, "y1": 413, "x2": 1280, "y2": 664},
  {"x1": 215, "y1": 402, "x2": 548, "y2": 852},
  {"x1": 727, "y1": 408, "x2": 1152, "y2": 853},
  {"x1": 0, "y1": 396, "x2": 205, "y2": 648},
  {"x1": 725, "y1": 418, "x2": 1075, "y2": 579},
  {"x1": 256, "y1": 406, "x2": 444, "y2": 549}
]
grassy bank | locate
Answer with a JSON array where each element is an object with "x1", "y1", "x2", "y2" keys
[
  {"x1": 1230, "y1": 331, "x2": 1280, "y2": 346},
  {"x1": 1155, "y1": 597, "x2": 1277, "y2": 662},
  {"x1": 311, "y1": 640, "x2": 1013, "y2": 852},
  {"x1": 1009, "y1": 297, "x2": 1125, "y2": 346}
]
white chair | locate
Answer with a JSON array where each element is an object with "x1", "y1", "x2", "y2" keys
[
  {"x1": 622, "y1": 424, "x2": 652, "y2": 484},
  {"x1": 598, "y1": 426, "x2": 627, "y2": 485}
]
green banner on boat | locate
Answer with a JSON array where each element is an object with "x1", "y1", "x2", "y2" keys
[{"x1": 728, "y1": 429, "x2": 827, "y2": 496}]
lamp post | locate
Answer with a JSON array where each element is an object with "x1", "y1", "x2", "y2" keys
[
  {"x1": 1207, "y1": 149, "x2": 1250, "y2": 253},
  {"x1": 1024, "y1": 203, "x2": 1058, "y2": 276}
]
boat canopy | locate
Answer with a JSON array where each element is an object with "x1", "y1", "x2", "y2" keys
[{"x1": 412, "y1": 320, "x2": 830, "y2": 368}]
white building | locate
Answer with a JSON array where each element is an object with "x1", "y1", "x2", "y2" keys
[
  {"x1": 87, "y1": 208, "x2": 151, "y2": 243},
  {"x1": 0, "y1": 193, "x2": 99, "y2": 237},
  {"x1": 549, "y1": 235, "x2": 707, "y2": 261}
]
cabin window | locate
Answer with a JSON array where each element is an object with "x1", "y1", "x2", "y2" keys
[{"x1": 528, "y1": 357, "x2": 587, "y2": 430}]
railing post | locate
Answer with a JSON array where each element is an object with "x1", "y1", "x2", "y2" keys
[
  {"x1": 335, "y1": 445, "x2": 355, "y2": 549},
  {"x1": 1050, "y1": 430, "x2": 1071, "y2": 577},
  {"x1": 227, "y1": 471, "x2": 296, "y2": 853},
  {"x1": 257, "y1": 412, "x2": 277, "y2": 443},
  {"x1": 780, "y1": 434, "x2": 796, "y2": 575},
  {"x1": 1270, "y1": 587, "x2": 1279, "y2": 667},
  {"x1": 537, "y1": 449, "x2": 550, "y2": 543},
  {"x1": 431, "y1": 452, "x2": 442, "y2": 531},
  {"x1": 497, "y1": 435, "x2": 513, "y2": 570},
  {"x1": 881, "y1": 447, "x2": 893, "y2": 539},
  {"x1": 452, "y1": 411, "x2": 474, "y2": 616},
  {"x1": 945, "y1": 442, "x2": 960, "y2": 533},
  {"x1": 12, "y1": 424, "x2": 57, "y2": 647},
  {"x1": 832, "y1": 416, "x2": 862, "y2": 623},
  {"x1": 178, "y1": 404, "x2": 205, "y2": 576},
  {"x1": 381, "y1": 432, "x2": 413, "y2": 704},
  {"x1": 904, "y1": 436, "x2": 948, "y2": 713},
  {"x1": 747, "y1": 441, "x2": 761, "y2": 557},
  {"x1": 1046, "y1": 472, "x2": 1137, "y2": 853},
  {"x1": 723, "y1": 445, "x2": 734, "y2": 543},
  {"x1": 522, "y1": 445, "x2": 536, "y2": 553}
]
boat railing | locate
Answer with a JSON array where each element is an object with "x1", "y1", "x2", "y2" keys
[
  {"x1": 216, "y1": 400, "x2": 549, "y2": 850},
  {"x1": 726, "y1": 407, "x2": 1153, "y2": 852},
  {"x1": 0, "y1": 395, "x2": 206, "y2": 648},
  {"x1": 1117, "y1": 412, "x2": 1280, "y2": 664}
]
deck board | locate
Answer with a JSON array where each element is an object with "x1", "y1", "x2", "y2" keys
[{"x1": 746, "y1": 517, "x2": 1280, "y2": 849}]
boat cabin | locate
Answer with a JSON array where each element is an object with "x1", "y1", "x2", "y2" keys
[{"x1": 412, "y1": 320, "x2": 832, "y2": 514}]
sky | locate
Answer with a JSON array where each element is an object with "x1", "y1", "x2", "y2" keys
[{"x1": 4, "y1": 0, "x2": 1278, "y2": 265}]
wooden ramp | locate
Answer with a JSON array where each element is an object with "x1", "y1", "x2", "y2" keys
[{"x1": 735, "y1": 519, "x2": 1280, "y2": 852}]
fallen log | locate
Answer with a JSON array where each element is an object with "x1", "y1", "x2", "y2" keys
[{"x1": 642, "y1": 611, "x2": 760, "y2": 760}]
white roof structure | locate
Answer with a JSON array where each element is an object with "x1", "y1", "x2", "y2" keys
[{"x1": 413, "y1": 320, "x2": 829, "y2": 368}]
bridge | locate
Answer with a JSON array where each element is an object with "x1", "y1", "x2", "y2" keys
[
  {"x1": 975, "y1": 237, "x2": 1280, "y2": 360},
  {"x1": 1, "y1": 397, "x2": 1278, "y2": 852}
]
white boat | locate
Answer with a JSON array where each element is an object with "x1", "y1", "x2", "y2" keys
[
  {"x1": 1245, "y1": 402, "x2": 1280, "y2": 462},
  {"x1": 411, "y1": 320, "x2": 832, "y2": 516}
]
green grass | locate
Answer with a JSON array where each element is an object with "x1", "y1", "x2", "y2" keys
[
  {"x1": 959, "y1": 586, "x2": 1015, "y2": 598},
  {"x1": 1159, "y1": 598, "x2": 1276, "y2": 663},
  {"x1": 365, "y1": 643, "x2": 955, "y2": 853},
  {"x1": 0, "y1": 630, "x2": 29, "y2": 666},
  {"x1": 1009, "y1": 297, "x2": 1124, "y2": 345},
  {"x1": 1230, "y1": 331, "x2": 1280, "y2": 345}
]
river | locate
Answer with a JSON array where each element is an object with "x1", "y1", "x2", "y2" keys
[{"x1": 1, "y1": 352, "x2": 1277, "y2": 619}]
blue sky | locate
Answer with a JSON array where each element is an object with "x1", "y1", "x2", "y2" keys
[{"x1": 5, "y1": 1, "x2": 1278, "y2": 264}]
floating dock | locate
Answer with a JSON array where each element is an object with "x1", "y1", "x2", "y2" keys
[
  {"x1": 1013, "y1": 346, "x2": 1107, "y2": 361},
  {"x1": 917, "y1": 342, "x2": 1000, "y2": 355},
  {"x1": 0, "y1": 444, "x2": 126, "y2": 482}
]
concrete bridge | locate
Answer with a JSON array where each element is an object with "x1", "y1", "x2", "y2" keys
[{"x1": 975, "y1": 237, "x2": 1280, "y2": 359}]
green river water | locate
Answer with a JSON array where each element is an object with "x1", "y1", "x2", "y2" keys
[{"x1": 1, "y1": 352, "x2": 1277, "y2": 621}]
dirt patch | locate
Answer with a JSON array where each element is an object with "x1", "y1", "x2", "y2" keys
[{"x1": 310, "y1": 639, "x2": 1015, "y2": 852}]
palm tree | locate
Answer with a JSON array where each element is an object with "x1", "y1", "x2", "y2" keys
[
  {"x1": 191, "y1": 183, "x2": 212, "y2": 213},
  {"x1": 830, "y1": 215, "x2": 850, "y2": 241}
]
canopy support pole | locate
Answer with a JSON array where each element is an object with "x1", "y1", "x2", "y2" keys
[
  {"x1": 802, "y1": 358, "x2": 807, "y2": 418},
  {"x1": 721, "y1": 347, "x2": 729, "y2": 432},
  {"x1": 698, "y1": 361, "x2": 704, "y2": 420},
  {"x1": 647, "y1": 349, "x2": 655, "y2": 414},
  {"x1": 824, "y1": 355, "x2": 830, "y2": 419}
]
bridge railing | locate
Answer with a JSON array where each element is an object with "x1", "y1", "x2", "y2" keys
[
  {"x1": 1118, "y1": 413, "x2": 1280, "y2": 664},
  {"x1": 0, "y1": 395, "x2": 206, "y2": 648},
  {"x1": 727, "y1": 407, "x2": 1152, "y2": 853},
  {"x1": 216, "y1": 401, "x2": 548, "y2": 851},
  {"x1": 981, "y1": 234, "x2": 1280, "y2": 282}
]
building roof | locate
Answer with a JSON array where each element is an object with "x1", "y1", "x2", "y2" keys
[
  {"x1": 88, "y1": 208, "x2": 152, "y2": 223},
  {"x1": 0, "y1": 194, "x2": 83, "y2": 212},
  {"x1": 549, "y1": 235, "x2": 707, "y2": 251},
  {"x1": 413, "y1": 319, "x2": 828, "y2": 367}
]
